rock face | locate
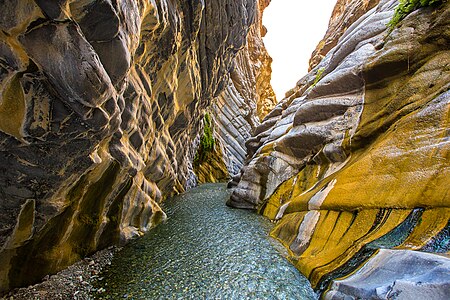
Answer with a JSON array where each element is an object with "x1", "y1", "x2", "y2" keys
[
  {"x1": 192, "y1": 113, "x2": 229, "y2": 184},
  {"x1": 195, "y1": 0, "x2": 277, "y2": 183},
  {"x1": 309, "y1": 0, "x2": 381, "y2": 71},
  {"x1": 228, "y1": 0, "x2": 277, "y2": 122},
  {"x1": 230, "y1": 0, "x2": 450, "y2": 294},
  {"x1": 0, "y1": 0, "x2": 262, "y2": 291},
  {"x1": 325, "y1": 249, "x2": 450, "y2": 300}
]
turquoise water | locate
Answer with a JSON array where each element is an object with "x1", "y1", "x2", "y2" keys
[{"x1": 95, "y1": 184, "x2": 316, "y2": 299}]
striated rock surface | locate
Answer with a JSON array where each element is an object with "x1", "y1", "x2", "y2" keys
[
  {"x1": 0, "y1": 0, "x2": 260, "y2": 291},
  {"x1": 229, "y1": 0, "x2": 277, "y2": 122},
  {"x1": 230, "y1": 0, "x2": 450, "y2": 295},
  {"x1": 325, "y1": 249, "x2": 450, "y2": 300},
  {"x1": 195, "y1": 0, "x2": 277, "y2": 183},
  {"x1": 309, "y1": 0, "x2": 381, "y2": 71}
]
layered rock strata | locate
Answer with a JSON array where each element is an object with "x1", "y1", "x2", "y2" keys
[
  {"x1": 0, "y1": 0, "x2": 259, "y2": 291},
  {"x1": 228, "y1": 0, "x2": 277, "y2": 122},
  {"x1": 309, "y1": 0, "x2": 381, "y2": 71},
  {"x1": 325, "y1": 249, "x2": 450, "y2": 299},
  {"x1": 195, "y1": 0, "x2": 277, "y2": 183},
  {"x1": 230, "y1": 0, "x2": 450, "y2": 295}
]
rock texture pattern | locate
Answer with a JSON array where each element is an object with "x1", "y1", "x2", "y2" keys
[
  {"x1": 195, "y1": 0, "x2": 277, "y2": 183},
  {"x1": 230, "y1": 0, "x2": 450, "y2": 295},
  {"x1": 308, "y1": 0, "x2": 381, "y2": 71},
  {"x1": 0, "y1": 0, "x2": 260, "y2": 291},
  {"x1": 325, "y1": 249, "x2": 450, "y2": 300}
]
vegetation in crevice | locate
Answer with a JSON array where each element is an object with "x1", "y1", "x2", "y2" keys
[
  {"x1": 193, "y1": 113, "x2": 229, "y2": 183},
  {"x1": 388, "y1": 0, "x2": 445, "y2": 30},
  {"x1": 194, "y1": 112, "x2": 215, "y2": 166},
  {"x1": 312, "y1": 67, "x2": 325, "y2": 87}
]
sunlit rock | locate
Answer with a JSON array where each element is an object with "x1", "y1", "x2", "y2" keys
[
  {"x1": 0, "y1": 0, "x2": 263, "y2": 291},
  {"x1": 309, "y1": 0, "x2": 381, "y2": 71},
  {"x1": 230, "y1": 0, "x2": 450, "y2": 294}
]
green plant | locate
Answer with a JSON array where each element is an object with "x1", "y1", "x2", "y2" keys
[
  {"x1": 194, "y1": 113, "x2": 215, "y2": 165},
  {"x1": 312, "y1": 67, "x2": 325, "y2": 87},
  {"x1": 388, "y1": 0, "x2": 444, "y2": 30}
]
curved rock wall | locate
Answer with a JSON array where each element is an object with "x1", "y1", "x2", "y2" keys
[
  {"x1": 308, "y1": 0, "x2": 381, "y2": 71},
  {"x1": 0, "y1": 0, "x2": 258, "y2": 291},
  {"x1": 196, "y1": 0, "x2": 277, "y2": 182},
  {"x1": 230, "y1": 0, "x2": 450, "y2": 294},
  {"x1": 229, "y1": 0, "x2": 277, "y2": 122}
]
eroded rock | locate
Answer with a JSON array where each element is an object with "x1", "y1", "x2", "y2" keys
[
  {"x1": 195, "y1": 0, "x2": 277, "y2": 183},
  {"x1": 0, "y1": 0, "x2": 261, "y2": 291},
  {"x1": 230, "y1": 0, "x2": 450, "y2": 296},
  {"x1": 324, "y1": 250, "x2": 450, "y2": 300}
]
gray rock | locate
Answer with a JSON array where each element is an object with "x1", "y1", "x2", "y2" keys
[
  {"x1": 324, "y1": 250, "x2": 450, "y2": 300},
  {"x1": 20, "y1": 22, "x2": 116, "y2": 112}
]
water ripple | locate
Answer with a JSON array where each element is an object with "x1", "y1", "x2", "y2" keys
[{"x1": 95, "y1": 184, "x2": 316, "y2": 300}]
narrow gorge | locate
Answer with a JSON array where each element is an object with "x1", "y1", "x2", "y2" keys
[{"x1": 0, "y1": 0, "x2": 449, "y2": 299}]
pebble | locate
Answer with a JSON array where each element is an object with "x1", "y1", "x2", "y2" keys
[
  {"x1": 3, "y1": 247, "x2": 119, "y2": 300},
  {"x1": 94, "y1": 184, "x2": 317, "y2": 299}
]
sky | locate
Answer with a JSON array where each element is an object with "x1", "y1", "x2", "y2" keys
[{"x1": 263, "y1": 0, "x2": 337, "y2": 100}]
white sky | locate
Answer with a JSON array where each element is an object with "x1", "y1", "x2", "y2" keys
[{"x1": 263, "y1": 0, "x2": 337, "y2": 100}]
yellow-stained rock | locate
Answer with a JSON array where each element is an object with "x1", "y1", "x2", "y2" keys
[
  {"x1": 395, "y1": 208, "x2": 450, "y2": 251},
  {"x1": 230, "y1": 0, "x2": 450, "y2": 293},
  {"x1": 0, "y1": 74, "x2": 25, "y2": 139},
  {"x1": 0, "y1": 0, "x2": 267, "y2": 292}
]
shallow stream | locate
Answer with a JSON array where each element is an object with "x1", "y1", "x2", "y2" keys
[{"x1": 95, "y1": 184, "x2": 316, "y2": 299}]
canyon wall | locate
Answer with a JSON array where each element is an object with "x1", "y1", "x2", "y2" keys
[
  {"x1": 195, "y1": 0, "x2": 277, "y2": 183},
  {"x1": 0, "y1": 0, "x2": 264, "y2": 291},
  {"x1": 230, "y1": 0, "x2": 450, "y2": 296},
  {"x1": 309, "y1": 0, "x2": 381, "y2": 71}
]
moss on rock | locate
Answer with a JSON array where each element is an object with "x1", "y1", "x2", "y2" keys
[
  {"x1": 193, "y1": 113, "x2": 229, "y2": 183},
  {"x1": 194, "y1": 113, "x2": 216, "y2": 166},
  {"x1": 388, "y1": 0, "x2": 445, "y2": 30}
]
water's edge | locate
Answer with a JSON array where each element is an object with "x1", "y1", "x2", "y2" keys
[{"x1": 94, "y1": 184, "x2": 316, "y2": 299}]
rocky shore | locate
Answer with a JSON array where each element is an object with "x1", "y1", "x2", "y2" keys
[{"x1": 1, "y1": 247, "x2": 118, "y2": 300}]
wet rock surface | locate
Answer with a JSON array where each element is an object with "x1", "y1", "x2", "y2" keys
[{"x1": 325, "y1": 250, "x2": 450, "y2": 300}]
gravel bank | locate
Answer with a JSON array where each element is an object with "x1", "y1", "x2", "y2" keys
[{"x1": 2, "y1": 247, "x2": 119, "y2": 300}]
